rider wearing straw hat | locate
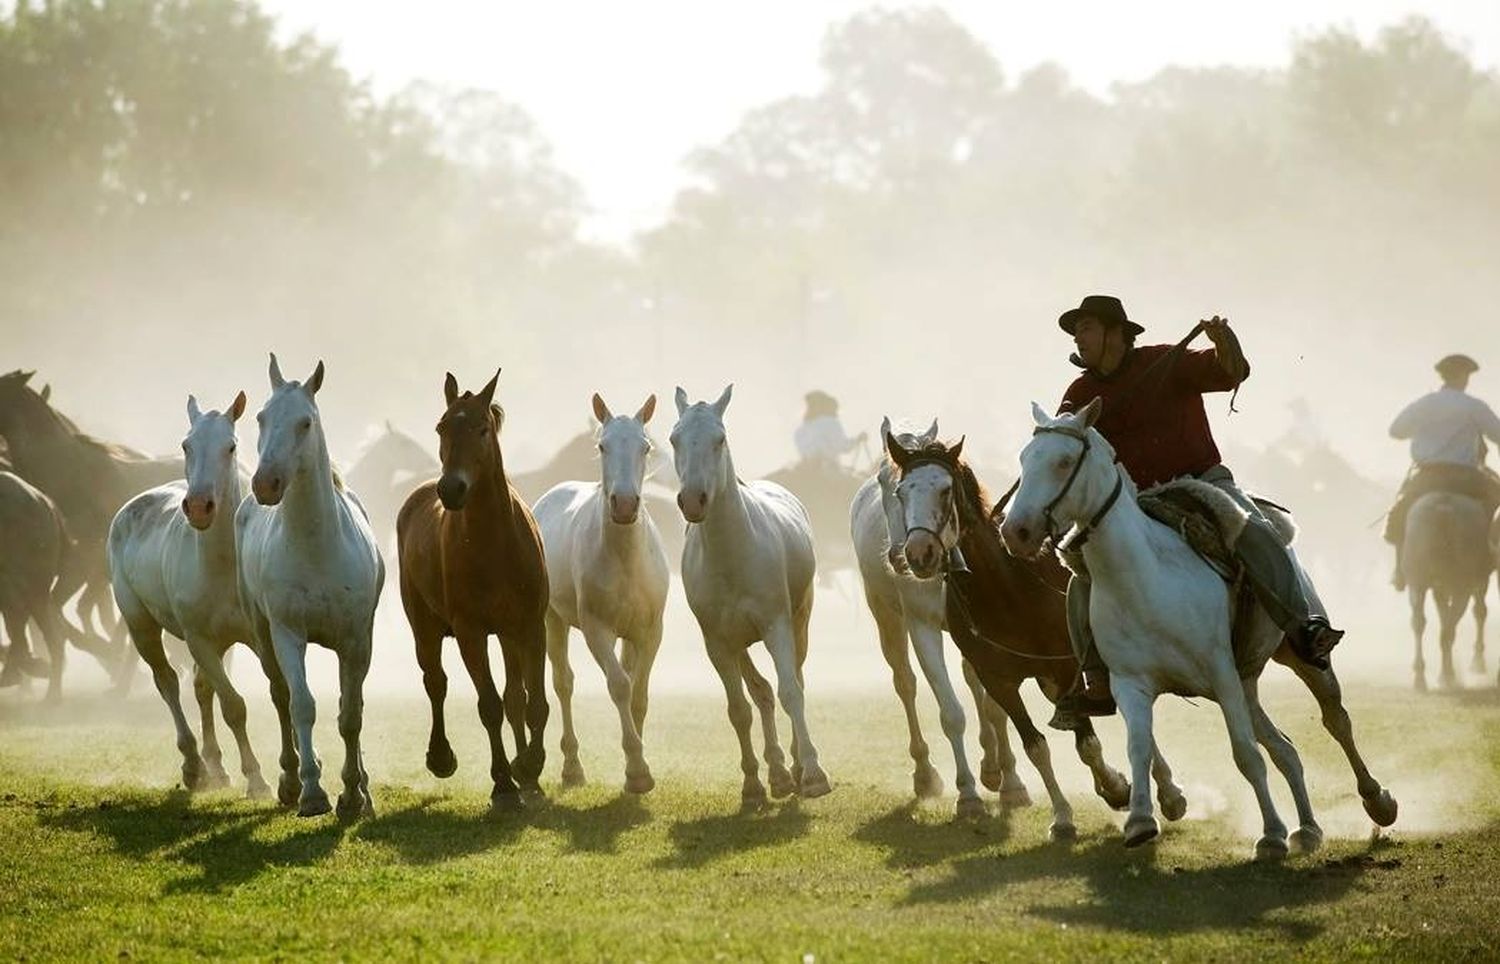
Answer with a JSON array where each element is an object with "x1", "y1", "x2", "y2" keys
[{"x1": 1046, "y1": 295, "x2": 1343, "y2": 731}]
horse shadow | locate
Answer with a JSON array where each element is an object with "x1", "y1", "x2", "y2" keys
[
  {"x1": 852, "y1": 800, "x2": 1017, "y2": 870},
  {"x1": 654, "y1": 799, "x2": 812, "y2": 870},
  {"x1": 903, "y1": 832, "x2": 1389, "y2": 941}
]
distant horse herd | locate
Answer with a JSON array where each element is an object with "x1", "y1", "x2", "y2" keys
[{"x1": 5, "y1": 356, "x2": 1497, "y2": 858}]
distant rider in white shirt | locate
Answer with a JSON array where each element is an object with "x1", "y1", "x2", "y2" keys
[
  {"x1": 794, "y1": 390, "x2": 866, "y2": 466},
  {"x1": 1385, "y1": 353, "x2": 1500, "y2": 588}
]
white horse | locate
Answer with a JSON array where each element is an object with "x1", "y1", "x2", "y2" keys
[
  {"x1": 535, "y1": 393, "x2": 669, "y2": 794},
  {"x1": 236, "y1": 355, "x2": 385, "y2": 819},
  {"x1": 109, "y1": 392, "x2": 295, "y2": 801},
  {"x1": 851, "y1": 417, "x2": 1027, "y2": 817},
  {"x1": 671, "y1": 385, "x2": 831, "y2": 803},
  {"x1": 1002, "y1": 401, "x2": 1396, "y2": 858}
]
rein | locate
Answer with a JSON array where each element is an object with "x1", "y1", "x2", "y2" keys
[{"x1": 1030, "y1": 423, "x2": 1125, "y2": 552}]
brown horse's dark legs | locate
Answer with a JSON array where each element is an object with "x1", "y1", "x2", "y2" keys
[
  {"x1": 456, "y1": 628, "x2": 522, "y2": 808},
  {"x1": 411, "y1": 617, "x2": 455, "y2": 779},
  {"x1": 516, "y1": 623, "x2": 550, "y2": 789},
  {"x1": 498, "y1": 641, "x2": 534, "y2": 787},
  {"x1": 987, "y1": 676, "x2": 1075, "y2": 839}
]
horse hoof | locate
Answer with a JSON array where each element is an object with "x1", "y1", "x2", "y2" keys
[
  {"x1": 182, "y1": 761, "x2": 208, "y2": 793},
  {"x1": 741, "y1": 780, "x2": 768, "y2": 807},
  {"x1": 298, "y1": 792, "x2": 332, "y2": 818},
  {"x1": 1050, "y1": 822, "x2": 1078, "y2": 843},
  {"x1": 560, "y1": 761, "x2": 587, "y2": 789},
  {"x1": 491, "y1": 791, "x2": 525, "y2": 814},
  {"x1": 203, "y1": 769, "x2": 231, "y2": 791},
  {"x1": 913, "y1": 766, "x2": 944, "y2": 799},
  {"x1": 625, "y1": 771, "x2": 656, "y2": 795},
  {"x1": 277, "y1": 774, "x2": 301, "y2": 809},
  {"x1": 426, "y1": 746, "x2": 458, "y2": 779},
  {"x1": 1255, "y1": 834, "x2": 1289, "y2": 862},
  {"x1": 1289, "y1": 825, "x2": 1324, "y2": 854},
  {"x1": 1123, "y1": 815, "x2": 1159, "y2": 848},
  {"x1": 335, "y1": 792, "x2": 371, "y2": 821},
  {"x1": 1098, "y1": 774, "x2": 1132, "y2": 812},
  {"x1": 1159, "y1": 789, "x2": 1189, "y2": 822},
  {"x1": 1472, "y1": 659, "x2": 1488, "y2": 676},
  {"x1": 955, "y1": 795, "x2": 988, "y2": 820},
  {"x1": 999, "y1": 783, "x2": 1033, "y2": 809},
  {"x1": 799, "y1": 769, "x2": 832, "y2": 799},
  {"x1": 1362, "y1": 789, "x2": 1399, "y2": 828},
  {"x1": 1413, "y1": 676, "x2": 1427, "y2": 693},
  {"x1": 768, "y1": 766, "x2": 796, "y2": 799},
  {"x1": 1439, "y1": 673, "x2": 1460, "y2": 691},
  {"x1": 246, "y1": 776, "x2": 273, "y2": 801},
  {"x1": 979, "y1": 764, "x2": 1004, "y2": 793}
]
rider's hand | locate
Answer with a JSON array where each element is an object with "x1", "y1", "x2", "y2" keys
[{"x1": 1200, "y1": 315, "x2": 1233, "y2": 345}]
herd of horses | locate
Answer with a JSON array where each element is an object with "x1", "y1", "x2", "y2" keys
[{"x1": 15, "y1": 355, "x2": 1498, "y2": 858}]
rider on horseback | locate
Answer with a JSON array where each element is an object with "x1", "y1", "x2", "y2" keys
[
  {"x1": 1046, "y1": 295, "x2": 1344, "y2": 731},
  {"x1": 1384, "y1": 354, "x2": 1500, "y2": 590},
  {"x1": 794, "y1": 390, "x2": 867, "y2": 466}
]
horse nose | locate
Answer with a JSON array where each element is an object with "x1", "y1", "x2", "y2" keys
[
  {"x1": 610, "y1": 493, "x2": 640, "y2": 523},
  {"x1": 677, "y1": 490, "x2": 706, "y2": 521},
  {"x1": 252, "y1": 473, "x2": 283, "y2": 505},
  {"x1": 437, "y1": 475, "x2": 468, "y2": 510}
]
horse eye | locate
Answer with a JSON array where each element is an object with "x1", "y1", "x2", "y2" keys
[{"x1": 228, "y1": 444, "x2": 236, "y2": 454}]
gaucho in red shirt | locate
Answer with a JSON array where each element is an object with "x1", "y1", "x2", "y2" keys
[{"x1": 1046, "y1": 295, "x2": 1344, "y2": 733}]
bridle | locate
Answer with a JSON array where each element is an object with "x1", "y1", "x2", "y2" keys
[
  {"x1": 893, "y1": 452, "x2": 964, "y2": 573},
  {"x1": 1029, "y1": 423, "x2": 1123, "y2": 552}
]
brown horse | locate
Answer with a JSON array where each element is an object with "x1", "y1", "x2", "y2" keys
[
  {"x1": 396, "y1": 370, "x2": 550, "y2": 809},
  {"x1": 0, "y1": 371, "x2": 183, "y2": 691},
  {"x1": 883, "y1": 432, "x2": 1177, "y2": 840},
  {"x1": 0, "y1": 472, "x2": 72, "y2": 696}
]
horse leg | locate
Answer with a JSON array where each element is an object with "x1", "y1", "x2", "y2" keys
[
  {"x1": 1149, "y1": 739, "x2": 1188, "y2": 821},
  {"x1": 244, "y1": 612, "x2": 299, "y2": 808},
  {"x1": 498, "y1": 641, "x2": 529, "y2": 775},
  {"x1": 581, "y1": 619, "x2": 653, "y2": 794},
  {"x1": 1409, "y1": 585, "x2": 1428, "y2": 691},
  {"x1": 739, "y1": 652, "x2": 793, "y2": 797},
  {"x1": 963, "y1": 660, "x2": 1028, "y2": 805},
  {"x1": 0, "y1": 612, "x2": 32, "y2": 689},
  {"x1": 1242, "y1": 675, "x2": 1321, "y2": 853},
  {"x1": 1211, "y1": 663, "x2": 1288, "y2": 861},
  {"x1": 268, "y1": 622, "x2": 328, "y2": 817},
  {"x1": 334, "y1": 635, "x2": 374, "y2": 820},
  {"x1": 1471, "y1": 588, "x2": 1488, "y2": 676},
  {"x1": 872, "y1": 602, "x2": 939, "y2": 799},
  {"x1": 987, "y1": 679, "x2": 1073, "y2": 840},
  {"x1": 706, "y1": 640, "x2": 765, "y2": 806},
  {"x1": 545, "y1": 611, "x2": 584, "y2": 788},
  {"x1": 625, "y1": 620, "x2": 663, "y2": 737},
  {"x1": 515, "y1": 621, "x2": 550, "y2": 791},
  {"x1": 764, "y1": 618, "x2": 830, "y2": 798},
  {"x1": 129, "y1": 617, "x2": 207, "y2": 791},
  {"x1": 909, "y1": 620, "x2": 981, "y2": 817},
  {"x1": 1279, "y1": 651, "x2": 1398, "y2": 826},
  {"x1": 1112, "y1": 679, "x2": 1160, "y2": 848},
  {"x1": 455, "y1": 625, "x2": 522, "y2": 812},
  {"x1": 1071, "y1": 718, "x2": 1131, "y2": 811},
  {"x1": 191, "y1": 638, "x2": 270, "y2": 799},
  {"x1": 1437, "y1": 591, "x2": 1462, "y2": 689},
  {"x1": 191, "y1": 662, "x2": 230, "y2": 788},
  {"x1": 406, "y1": 593, "x2": 456, "y2": 780}
]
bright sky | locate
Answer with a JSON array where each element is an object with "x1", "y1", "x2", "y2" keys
[{"x1": 261, "y1": 1, "x2": 1500, "y2": 242}]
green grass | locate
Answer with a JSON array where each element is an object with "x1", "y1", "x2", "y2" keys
[{"x1": 2, "y1": 674, "x2": 1498, "y2": 961}]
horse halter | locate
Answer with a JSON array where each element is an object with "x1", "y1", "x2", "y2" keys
[
  {"x1": 894, "y1": 452, "x2": 965, "y2": 572},
  {"x1": 1030, "y1": 424, "x2": 1123, "y2": 552}
]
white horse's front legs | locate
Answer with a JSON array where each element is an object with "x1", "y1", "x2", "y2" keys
[
  {"x1": 545, "y1": 612, "x2": 584, "y2": 788},
  {"x1": 1112, "y1": 679, "x2": 1160, "y2": 847},
  {"x1": 335, "y1": 633, "x2": 373, "y2": 819},
  {"x1": 1212, "y1": 666, "x2": 1288, "y2": 861},
  {"x1": 1150, "y1": 739, "x2": 1188, "y2": 821},
  {"x1": 909, "y1": 621, "x2": 982, "y2": 817},
  {"x1": 874, "y1": 604, "x2": 940, "y2": 799},
  {"x1": 705, "y1": 640, "x2": 765, "y2": 805},
  {"x1": 739, "y1": 654, "x2": 795, "y2": 797},
  {"x1": 581, "y1": 619, "x2": 653, "y2": 794},
  {"x1": 269, "y1": 621, "x2": 328, "y2": 817},
  {"x1": 624, "y1": 621, "x2": 662, "y2": 738},
  {"x1": 188, "y1": 637, "x2": 271, "y2": 800},
  {"x1": 764, "y1": 619, "x2": 830, "y2": 798},
  {"x1": 1243, "y1": 677, "x2": 1320, "y2": 853}
]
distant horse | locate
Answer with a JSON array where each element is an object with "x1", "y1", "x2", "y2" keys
[
  {"x1": 1003, "y1": 401, "x2": 1396, "y2": 857},
  {"x1": 397, "y1": 369, "x2": 549, "y2": 810},
  {"x1": 535, "y1": 393, "x2": 669, "y2": 793},
  {"x1": 0, "y1": 370, "x2": 183, "y2": 691},
  {"x1": 767, "y1": 458, "x2": 867, "y2": 577},
  {"x1": 0, "y1": 472, "x2": 71, "y2": 695},
  {"x1": 851, "y1": 417, "x2": 1028, "y2": 817},
  {"x1": 671, "y1": 385, "x2": 831, "y2": 803},
  {"x1": 110, "y1": 392, "x2": 294, "y2": 801},
  {"x1": 1401, "y1": 493, "x2": 1493, "y2": 690},
  {"x1": 236, "y1": 356, "x2": 384, "y2": 818},
  {"x1": 883, "y1": 429, "x2": 1143, "y2": 840},
  {"x1": 345, "y1": 421, "x2": 439, "y2": 554}
]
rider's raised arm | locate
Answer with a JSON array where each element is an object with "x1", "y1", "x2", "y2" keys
[{"x1": 1475, "y1": 398, "x2": 1500, "y2": 446}]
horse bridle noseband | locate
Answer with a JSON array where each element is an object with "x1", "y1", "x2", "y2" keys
[
  {"x1": 1030, "y1": 424, "x2": 1124, "y2": 552},
  {"x1": 894, "y1": 453, "x2": 966, "y2": 574}
]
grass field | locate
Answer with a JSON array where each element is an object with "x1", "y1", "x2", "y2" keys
[{"x1": 3, "y1": 662, "x2": 1499, "y2": 961}]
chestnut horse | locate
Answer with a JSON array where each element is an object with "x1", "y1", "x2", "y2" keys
[
  {"x1": 396, "y1": 369, "x2": 550, "y2": 811},
  {"x1": 883, "y1": 430, "x2": 1184, "y2": 840}
]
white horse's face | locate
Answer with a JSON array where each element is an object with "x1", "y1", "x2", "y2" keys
[
  {"x1": 1001, "y1": 399, "x2": 1105, "y2": 559},
  {"x1": 669, "y1": 385, "x2": 732, "y2": 524},
  {"x1": 181, "y1": 391, "x2": 246, "y2": 530},
  {"x1": 594, "y1": 393, "x2": 656, "y2": 525},
  {"x1": 894, "y1": 461, "x2": 960, "y2": 579},
  {"x1": 252, "y1": 354, "x2": 325, "y2": 507}
]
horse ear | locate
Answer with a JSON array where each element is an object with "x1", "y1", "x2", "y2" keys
[
  {"x1": 637, "y1": 394, "x2": 656, "y2": 424},
  {"x1": 444, "y1": 372, "x2": 459, "y2": 407},
  {"x1": 1030, "y1": 401, "x2": 1051, "y2": 427},
  {"x1": 712, "y1": 383, "x2": 733, "y2": 416},
  {"x1": 478, "y1": 367, "x2": 501, "y2": 405},
  {"x1": 880, "y1": 415, "x2": 892, "y2": 441},
  {"x1": 40, "y1": 383, "x2": 51, "y2": 402},
  {"x1": 674, "y1": 386, "x2": 689, "y2": 416},
  {"x1": 268, "y1": 353, "x2": 286, "y2": 389},
  {"x1": 1079, "y1": 397, "x2": 1103, "y2": 429},
  {"x1": 17, "y1": 370, "x2": 34, "y2": 385},
  {"x1": 922, "y1": 418, "x2": 939, "y2": 444},
  {"x1": 186, "y1": 394, "x2": 202, "y2": 422},
  {"x1": 304, "y1": 361, "x2": 325, "y2": 396},
  {"x1": 591, "y1": 393, "x2": 612, "y2": 424},
  {"x1": 384, "y1": 418, "x2": 394, "y2": 432},
  {"x1": 949, "y1": 435, "x2": 965, "y2": 461},
  {"x1": 885, "y1": 428, "x2": 911, "y2": 467},
  {"x1": 228, "y1": 391, "x2": 247, "y2": 422}
]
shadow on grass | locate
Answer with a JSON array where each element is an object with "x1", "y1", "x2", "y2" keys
[
  {"x1": 654, "y1": 799, "x2": 812, "y2": 869},
  {"x1": 904, "y1": 830, "x2": 1392, "y2": 941},
  {"x1": 852, "y1": 801, "x2": 1016, "y2": 869}
]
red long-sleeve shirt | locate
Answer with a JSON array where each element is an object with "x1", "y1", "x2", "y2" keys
[{"x1": 1058, "y1": 345, "x2": 1245, "y2": 489}]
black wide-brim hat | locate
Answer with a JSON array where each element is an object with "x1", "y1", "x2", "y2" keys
[
  {"x1": 1435, "y1": 354, "x2": 1479, "y2": 377},
  {"x1": 1059, "y1": 294, "x2": 1146, "y2": 338}
]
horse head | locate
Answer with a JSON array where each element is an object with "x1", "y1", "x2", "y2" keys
[
  {"x1": 883, "y1": 425, "x2": 966, "y2": 579},
  {"x1": 435, "y1": 368, "x2": 503, "y2": 511},
  {"x1": 181, "y1": 391, "x2": 247, "y2": 529},
  {"x1": 1001, "y1": 398, "x2": 1118, "y2": 559},
  {"x1": 251, "y1": 353, "x2": 327, "y2": 507},
  {"x1": 669, "y1": 384, "x2": 733, "y2": 524},
  {"x1": 593, "y1": 392, "x2": 656, "y2": 525}
]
